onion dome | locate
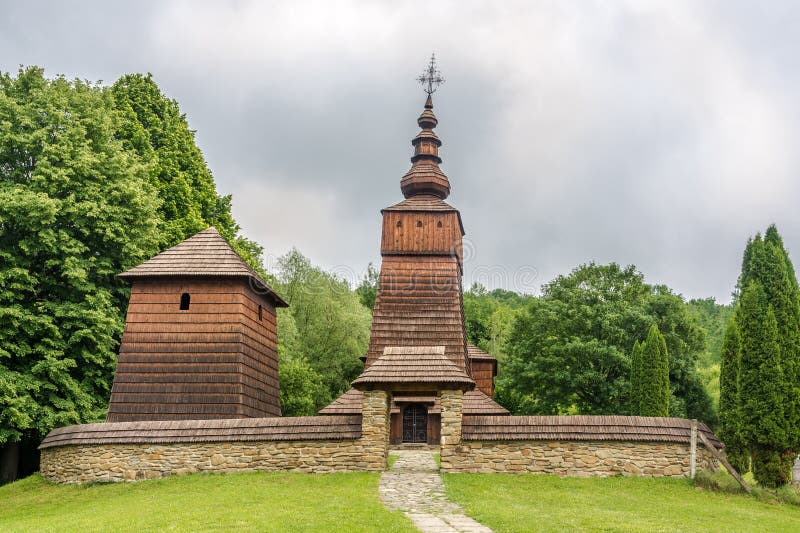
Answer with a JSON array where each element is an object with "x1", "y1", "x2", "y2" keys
[{"x1": 400, "y1": 95, "x2": 451, "y2": 199}]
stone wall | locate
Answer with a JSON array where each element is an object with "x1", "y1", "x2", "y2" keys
[
  {"x1": 439, "y1": 389, "x2": 463, "y2": 471},
  {"x1": 360, "y1": 389, "x2": 390, "y2": 467},
  {"x1": 40, "y1": 440, "x2": 378, "y2": 483},
  {"x1": 39, "y1": 390, "x2": 392, "y2": 484},
  {"x1": 441, "y1": 440, "x2": 718, "y2": 477},
  {"x1": 39, "y1": 387, "x2": 722, "y2": 483}
]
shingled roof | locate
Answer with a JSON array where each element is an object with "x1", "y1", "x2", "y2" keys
[
  {"x1": 318, "y1": 389, "x2": 364, "y2": 415},
  {"x1": 462, "y1": 415, "x2": 722, "y2": 448},
  {"x1": 467, "y1": 344, "x2": 496, "y2": 361},
  {"x1": 39, "y1": 416, "x2": 360, "y2": 449},
  {"x1": 119, "y1": 227, "x2": 287, "y2": 307},
  {"x1": 463, "y1": 390, "x2": 509, "y2": 415},
  {"x1": 352, "y1": 346, "x2": 475, "y2": 390},
  {"x1": 319, "y1": 388, "x2": 508, "y2": 416}
]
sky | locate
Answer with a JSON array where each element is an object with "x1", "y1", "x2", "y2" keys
[{"x1": 3, "y1": 1, "x2": 799, "y2": 303}]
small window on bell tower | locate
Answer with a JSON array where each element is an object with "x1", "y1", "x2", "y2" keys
[
  {"x1": 180, "y1": 293, "x2": 190, "y2": 310},
  {"x1": 258, "y1": 305, "x2": 263, "y2": 321},
  {"x1": 396, "y1": 220, "x2": 402, "y2": 228},
  {"x1": 417, "y1": 220, "x2": 423, "y2": 227},
  {"x1": 437, "y1": 220, "x2": 443, "y2": 228}
]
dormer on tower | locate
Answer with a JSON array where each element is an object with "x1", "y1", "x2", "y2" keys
[{"x1": 106, "y1": 227, "x2": 287, "y2": 422}]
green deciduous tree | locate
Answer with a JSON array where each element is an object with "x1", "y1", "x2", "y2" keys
[
  {"x1": 463, "y1": 284, "x2": 531, "y2": 357},
  {"x1": 274, "y1": 249, "x2": 371, "y2": 410},
  {"x1": 0, "y1": 68, "x2": 160, "y2": 449},
  {"x1": 498, "y1": 263, "x2": 713, "y2": 422},
  {"x1": 355, "y1": 263, "x2": 379, "y2": 311},
  {"x1": 110, "y1": 73, "x2": 264, "y2": 272}
]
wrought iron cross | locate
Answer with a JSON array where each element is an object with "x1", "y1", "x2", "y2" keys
[{"x1": 417, "y1": 53, "x2": 445, "y2": 95}]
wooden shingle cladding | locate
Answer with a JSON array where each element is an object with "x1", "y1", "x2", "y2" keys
[
  {"x1": 107, "y1": 227, "x2": 287, "y2": 422},
  {"x1": 463, "y1": 390, "x2": 509, "y2": 415},
  {"x1": 353, "y1": 346, "x2": 474, "y2": 390},
  {"x1": 367, "y1": 255, "x2": 470, "y2": 371},
  {"x1": 119, "y1": 227, "x2": 287, "y2": 307},
  {"x1": 108, "y1": 278, "x2": 282, "y2": 421},
  {"x1": 462, "y1": 415, "x2": 722, "y2": 448},
  {"x1": 39, "y1": 416, "x2": 361, "y2": 449},
  {"x1": 467, "y1": 344, "x2": 498, "y2": 398},
  {"x1": 318, "y1": 388, "x2": 364, "y2": 415}
]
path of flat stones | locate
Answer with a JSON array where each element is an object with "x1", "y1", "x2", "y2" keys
[{"x1": 379, "y1": 448, "x2": 493, "y2": 533}]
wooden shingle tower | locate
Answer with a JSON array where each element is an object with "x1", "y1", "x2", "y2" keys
[
  {"x1": 107, "y1": 227, "x2": 287, "y2": 422},
  {"x1": 321, "y1": 59, "x2": 507, "y2": 443}
]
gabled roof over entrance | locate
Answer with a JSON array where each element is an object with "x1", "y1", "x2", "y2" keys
[
  {"x1": 352, "y1": 346, "x2": 474, "y2": 390},
  {"x1": 318, "y1": 388, "x2": 509, "y2": 416},
  {"x1": 119, "y1": 227, "x2": 287, "y2": 307}
]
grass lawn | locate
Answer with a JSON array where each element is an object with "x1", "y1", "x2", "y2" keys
[
  {"x1": 0, "y1": 472, "x2": 414, "y2": 533},
  {"x1": 388, "y1": 454, "x2": 399, "y2": 469},
  {"x1": 443, "y1": 473, "x2": 800, "y2": 532}
]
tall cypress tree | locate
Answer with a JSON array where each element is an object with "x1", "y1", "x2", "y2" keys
[
  {"x1": 638, "y1": 324, "x2": 670, "y2": 417},
  {"x1": 763, "y1": 225, "x2": 800, "y2": 453},
  {"x1": 657, "y1": 331, "x2": 671, "y2": 415},
  {"x1": 718, "y1": 317, "x2": 747, "y2": 472},
  {"x1": 733, "y1": 226, "x2": 800, "y2": 486},
  {"x1": 629, "y1": 340, "x2": 643, "y2": 414},
  {"x1": 738, "y1": 282, "x2": 789, "y2": 486}
]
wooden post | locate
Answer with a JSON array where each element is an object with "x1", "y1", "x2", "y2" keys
[{"x1": 689, "y1": 419, "x2": 698, "y2": 479}]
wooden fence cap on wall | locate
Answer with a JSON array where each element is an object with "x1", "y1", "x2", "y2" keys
[
  {"x1": 462, "y1": 415, "x2": 722, "y2": 448},
  {"x1": 119, "y1": 227, "x2": 287, "y2": 307},
  {"x1": 39, "y1": 415, "x2": 361, "y2": 449}
]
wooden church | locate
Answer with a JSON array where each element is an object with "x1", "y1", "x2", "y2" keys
[{"x1": 106, "y1": 67, "x2": 507, "y2": 445}]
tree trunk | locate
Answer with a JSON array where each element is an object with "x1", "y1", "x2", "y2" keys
[{"x1": 0, "y1": 443, "x2": 19, "y2": 484}]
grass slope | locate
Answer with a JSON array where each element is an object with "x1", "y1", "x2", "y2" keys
[
  {"x1": 0, "y1": 472, "x2": 414, "y2": 533},
  {"x1": 444, "y1": 473, "x2": 800, "y2": 532}
]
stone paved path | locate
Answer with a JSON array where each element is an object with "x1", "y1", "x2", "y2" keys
[{"x1": 379, "y1": 448, "x2": 493, "y2": 533}]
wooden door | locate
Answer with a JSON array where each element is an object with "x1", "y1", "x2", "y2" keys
[{"x1": 402, "y1": 405, "x2": 428, "y2": 443}]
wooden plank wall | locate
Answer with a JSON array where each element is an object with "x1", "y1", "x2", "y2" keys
[
  {"x1": 470, "y1": 360, "x2": 495, "y2": 398},
  {"x1": 381, "y1": 211, "x2": 463, "y2": 264},
  {"x1": 107, "y1": 278, "x2": 280, "y2": 421}
]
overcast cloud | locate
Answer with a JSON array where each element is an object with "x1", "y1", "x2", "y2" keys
[{"x1": 3, "y1": 0, "x2": 799, "y2": 302}]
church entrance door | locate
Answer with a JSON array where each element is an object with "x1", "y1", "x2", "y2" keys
[{"x1": 402, "y1": 404, "x2": 427, "y2": 443}]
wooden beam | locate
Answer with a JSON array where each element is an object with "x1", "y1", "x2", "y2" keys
[
  {"x1": 697, "y1": 431, "x2": 752, "y2": 493},
  {"x1": 690, "y1": 419, "x2": 698, "y2": 479}
]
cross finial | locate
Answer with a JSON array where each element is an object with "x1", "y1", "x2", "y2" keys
[{"x1": 417, "y1": 53, "x2": 445, "y2": 95}]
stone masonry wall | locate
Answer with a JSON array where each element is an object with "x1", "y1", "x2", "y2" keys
[
  {"x1": 41, "y1": 440, "x2": 375, "y2": 483},
  {"x1": 442, "y1": 440, "x2": 718, "y2": 477},
  {"x1": 439, "y1": 389, "x2": 463, "y2": 471},
  {"x1": 360, "y1": 389, "x2": 390, "y2": 468},
  {"x1": 40, "y1": 390, "x2": 391, "y2": 484}
]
